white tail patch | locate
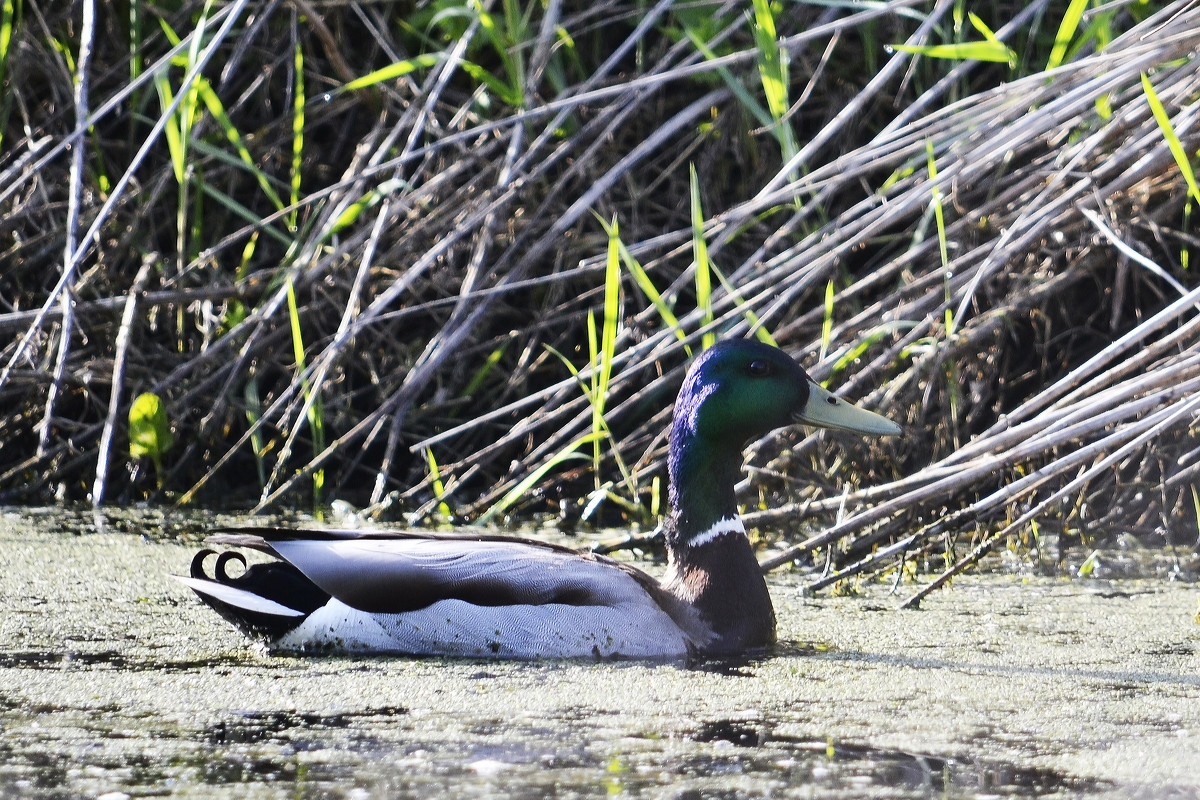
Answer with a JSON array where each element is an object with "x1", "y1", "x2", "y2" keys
[
  {"x1": 175, "y1": 575, "x2": 306, "y2": 618},
  {"x1": 688, "y1": 517, "x2": 746, "y2": 549}
]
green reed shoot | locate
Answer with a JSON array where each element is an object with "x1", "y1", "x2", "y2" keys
[
  {"x1": 341, "y1": 54, "x2": 443, "y2": 92},
  {"x1": 891, "y1": 12, "x2": 1016, "y2": 68},
  {"x1": 1045, "y1": 0, "x2": 1089, "y2": 71},
  {"x1": 242, "y1": 377, "x2": 267, "y2": 490},
  {"x1": 424, "y1": 448, "x2": 453, "y2": 519},
  {"x1": 155, "y1": 3, "x2": 300, "y2": 269},
  {"x1": 127, "y1": 0, "x2": 141, "y2": 83},
  {"x1": 690, "y1": 165, "x2": 716, "y2": 351},
  {"x1": 290, "y1": 39, "x2": 304, "y2": 231},
  {"x1": 1143, "y1": 74, "x2": 1200, "y2": 206},
  {"x1": 157, "y1": 4, "x2": 218, "y2": 268},
  {"x1": 193, "y1": 83, "x2": 285, "y2": 210},
  {"x1": 478, "y1": 431, "x2": 605, "y2": 525},
  {"x1": 538, "y1": 222, "x2": 641, "y2": 514},
  {"x1": 406, "y1": 0, "x2": 529, "y2": 109},
  {"x1": 928, "y1": 140, "x2": 961, "y2": 449},
  {"x1": 1142, "y1": 73, "x2": 1197, "y2": 271},
  {"x1": 684, "y1": 29, "x2": 769, "y2": 125},
  {"x1": 927, "y1": 141, "x2": 953, "y2": 334},
  {"x1": 750, "y1": 0, "x2": 798, "y2": 171},
  {"x1": 286, "y1": 277, "x2": 326, "y2": 506},
  {"x1": 584, "y1": 223, "x2": 623, "y2": 489},
  {"x1": 1046, "y1": 0, "x2": 1123, "y2": 73},
  {"x1": 820, "y1": 278, "x2": 834, "y2": 362},
  {"x1": 828, "y1": 324, "x2": 897, "y2": 383},
  {"x1": 0, "y1": 0, "x2": 19, "y2": 151},
  {"x1": 596, "y1": 214, "x2": 689, "y2": 353},
  {"x1": 462, "y1": 344, "x2": 507, "y2": 399},
  {"x1": 713, "y1": 264, "x2": 777, "y2": 346},
  {"x1": 683, "y1": 4, "x2": 796, "y2": 177}
]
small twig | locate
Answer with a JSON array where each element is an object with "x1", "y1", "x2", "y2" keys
[
  {"x1": 37, "y1": 0, "x2": 95, "y2": 458},
  {"x1": 92, "y1": 258, "x2": 154, "y2": 506}
]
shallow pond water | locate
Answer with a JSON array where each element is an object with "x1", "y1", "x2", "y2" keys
[{"x1": 1, "y1": 508, "x2": 1198, "y2": 799}]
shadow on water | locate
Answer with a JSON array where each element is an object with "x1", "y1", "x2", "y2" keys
[
  {"x1": 0, "y1": 705, "x2": 1111, "y2": 799},
  {"x1": 204, "y1": 707, "x2": 409, "y2": 745},
  {"x1": 0, "y1": 649, "x2": 249, "y2": 673},
  {"x1": 681, "y1": 719, "x2": 1112, "y2": 797}
]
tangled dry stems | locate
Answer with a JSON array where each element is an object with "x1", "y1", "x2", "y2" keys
[{"x1": 1, "y1": 1, "x2": 1197, "y2": 594}]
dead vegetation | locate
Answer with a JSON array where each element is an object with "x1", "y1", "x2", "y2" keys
[{"x1": 1, "y1": 0, "x2": 1197, "y2": 592}]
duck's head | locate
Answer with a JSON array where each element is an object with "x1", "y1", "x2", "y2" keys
[
  {"x1": 668, "y1": 339, "x2": 900, "y2": 541},
  {"x1": 672, "y1": 339, "x2": 900, "y2": 446}
]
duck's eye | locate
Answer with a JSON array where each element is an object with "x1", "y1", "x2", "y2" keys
[{"x1": 746, "y1": 359, "x2": 773, "y2": 377}]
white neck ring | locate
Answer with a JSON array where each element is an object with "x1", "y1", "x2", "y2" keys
[{"x1": 687, "y1": 517, "x2": 747, "y2": 548}]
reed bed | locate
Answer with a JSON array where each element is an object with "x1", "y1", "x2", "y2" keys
[{"x1": 1, "y1": 0, "x2": 1197, "y2": 594}]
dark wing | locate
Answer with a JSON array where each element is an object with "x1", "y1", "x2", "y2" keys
[{"x1": 205, "y1": 527, "x2": 661, "y2": 614}]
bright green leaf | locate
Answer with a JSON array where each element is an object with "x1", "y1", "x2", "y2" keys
[{"x1": 129, "y1": 392, "x2": 174, "y2": 468}]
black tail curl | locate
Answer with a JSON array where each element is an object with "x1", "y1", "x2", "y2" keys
[{"x1": 189, "y1": 548, "x2": 330, "y2": 641}]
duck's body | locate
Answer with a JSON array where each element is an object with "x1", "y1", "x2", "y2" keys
[
  {"x1": 181, "y1": 529, "x2": 710, "y2": 658},
  {"x1": 180, "y1": 340, "x2": 900, "y2": 659}
]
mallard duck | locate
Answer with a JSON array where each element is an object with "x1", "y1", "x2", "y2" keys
[{"x1": 178, "y1": 339, "x2": 900, "y2": 659}]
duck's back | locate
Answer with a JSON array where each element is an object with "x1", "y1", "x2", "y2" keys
[{"x1": 180, "y1": 530, "x2": 702, "y2": 660}]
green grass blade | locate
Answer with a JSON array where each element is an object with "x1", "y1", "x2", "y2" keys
[
  {"x1": 326, "y1": 178, "x2": 408, "y2": 239},
  {"x1": 820, "y1": 278, "x2": 834, "y2": 361},
  {"x1": 599, "y1": 221, "x2": 621, "y2": 405},
  {"x1": 586, "y1": 308, "x2": 601, "y2": 476},
  {"x1": 475, "y1": 5, "x2": 523, "y2": 107},
  {"x1": 153, "y1": 74, "x2": 185, "y2": 184},
  {"x1": 927, "y1": 140, "x2": 954, "y2": 336},
  {"x1": 710, "y1": 263, "x2": 776, "y2": 346},
  {"x1": 0, "y1": 0, "x2": 17, "y2": 150},
  {"x1": 893, "y1": 16, "x2": 1016, "y2": 68},
  {"x1": 1182, "y1": 202, "x2": 1191, "y2": 271},
  {"x1": 193, "y1": 178, "x2": 294, "y2": 247},
  {"x1": 462, "y1": 344, "x2": 506, "y2": 398},
  {"x1": 424, "y1": 448, "x2": 453, "y2": 519},
  {"x1": 829, "y1": 325, "x2": 895, "y2": 381},
  {"x1": 286, "y1": 277, "x2": 326, "y2": 505},
  {"x1": 596, "y1": 214, "x2": 689, "y2": 352},
  {"x1": 340, "y1": 53, "x2": 443, "y2": 92},
  {"x1": 1142, "y1": 73, "x2": 1200, "y2": 205},
  {"x1": 478, "y1": 432, "x2": 605, "y2": 525},
  {"x1": 750, "y1": 0, "x2": 785, "y2": 118},
  {"x1": 194, "y1": 81, "x2": 285, "y2": 211},
  {"x1": 243, "y1": 377, "x2": 267, "y2": 489},
  {"x1": 684, "y1": 26, "x2": 771, "y2": 130},
  {"x1": 290, "y1": 39, "x2": 305, "y2": 229},
  {"x1": 690, "y1": 165, "x2": 716, "y2": 351},
  {"x1": 750, "y1": 0, "x2": 798, "y2": 168},
  {"x1": 589, "y1": 226, "x2": 623, "y2": 486},
  {"x1": 1046, "y1": 0, "x2": 1089, "y2": 71},
  {"x1": 890, "y1": 40, "x2": 1015, "y2": 65}
]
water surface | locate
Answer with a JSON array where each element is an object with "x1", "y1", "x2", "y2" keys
[{"x1": 1, "y1": 508, "x2": 1197, "y2": 798}]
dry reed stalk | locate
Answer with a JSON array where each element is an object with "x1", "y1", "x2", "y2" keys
[{"x1": 0, "y1": 0, "x2": 1196, "y2": 592}]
